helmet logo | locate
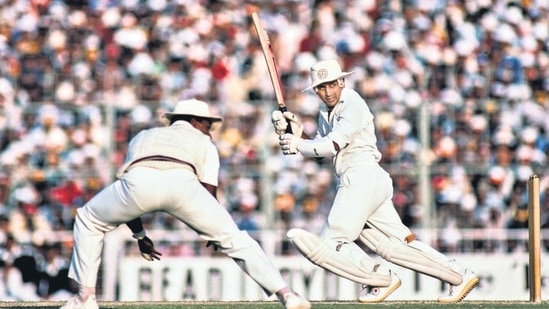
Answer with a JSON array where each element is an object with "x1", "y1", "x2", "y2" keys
[{"x1": 317, "y1": 68, "x2": 328, "y2": 80}]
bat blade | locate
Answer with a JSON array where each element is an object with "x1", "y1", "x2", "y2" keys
[
  {"x1": 251, "y1": 11, "x2": 293, "y2": 134},
  {"x1": 250, "y1": 12, "x2": 286, "y2": 112}
]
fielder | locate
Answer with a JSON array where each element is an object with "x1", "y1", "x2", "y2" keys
[
  {"x1": 271, "y1": 59, "x2": 479, "y2": 303},
  {"x1": 61, "y1": 99, "x2": 311, "y2": 309}
]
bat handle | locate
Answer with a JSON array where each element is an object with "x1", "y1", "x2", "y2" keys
[{"x1": 278, "y1": 106, "x2": 293, "y2": 134}]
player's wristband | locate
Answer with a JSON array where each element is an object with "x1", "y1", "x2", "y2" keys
[{"x1": 132, "y1": 230, "x2": 146, "y2": 240}]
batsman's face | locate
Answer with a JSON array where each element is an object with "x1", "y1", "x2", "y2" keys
[{"x1": 314, "y1": 79, "x2": 344, "y2": 110}]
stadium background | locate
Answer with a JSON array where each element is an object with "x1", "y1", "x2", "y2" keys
[{"x1": 0, "y1": 0, "x2": 548, "y2": 302}]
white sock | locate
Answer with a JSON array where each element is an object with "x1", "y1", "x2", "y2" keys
[{"x1": 79, "y1": 286, "x2": 96, "y2": 301}]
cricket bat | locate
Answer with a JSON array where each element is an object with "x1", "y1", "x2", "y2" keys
[{"x1": 250, "y1": 12, "x2": 292, "y2": 131}]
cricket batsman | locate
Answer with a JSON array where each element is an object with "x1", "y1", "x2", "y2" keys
[{"x1": 271, "y1": 59, "x2": 479, "y2": 303}]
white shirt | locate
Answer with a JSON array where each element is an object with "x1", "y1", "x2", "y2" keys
[
  {"x1": 316, "y1": 88, "x2": 382, "y2": 176},
  {"x1": 117, "y1": 121, "x2": 220, "y2": 186}
]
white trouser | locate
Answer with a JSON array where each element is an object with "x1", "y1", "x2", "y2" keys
[
  {"x1": 68, "y1": 167, "x2": 287, "y2": 296},
  {"x1": 320, "y1": 162, "x2": 411, "y2": 271},
  {"x1": 322, "y1": 162, "x2": 462, "y2": 283}
]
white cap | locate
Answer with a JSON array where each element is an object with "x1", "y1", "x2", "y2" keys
[
  {"x1": 163, "y1": 99, "x2": 222, "y2": 124},
  {"x1": 303, "y1": 59, "x2": 354, "y2": 92}
]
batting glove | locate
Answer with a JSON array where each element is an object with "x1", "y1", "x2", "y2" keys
[
  {"x1": 279, "y1": 133, "x2": 301, "y2": 155},
  {"x1": 271, "y1": 110, "x2": 288, "y2": 135},
  {"x1": 271, "y1": 111, "x2": 304, "y2": 137},
  {"x1": 136, "y1": 236, "x2": 162, "y2": 261},
  {"x1": 283, "y1": 111, "x2": 304, "y2": 137}
]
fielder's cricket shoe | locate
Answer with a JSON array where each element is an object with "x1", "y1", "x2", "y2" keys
[
  {"x1": 438, "y1": 269, "x2": 479, "y2": 303},
  {"x1": 358, "y1": 270, "x2": 401, "y2": 303},
  {"x1": 60, "y1": 295, "x2": 99, "y2": 309},
  {"x1": 281, "y1": 292, "x2": 311, "y2": 309}
]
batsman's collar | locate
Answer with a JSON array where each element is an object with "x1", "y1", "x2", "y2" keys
[
  {"x1": 163, "y1": 99, "x2": 223, "y2": 123},
  {"x1": 303, "y1": 59, "x2": 354, "y2": 92}
]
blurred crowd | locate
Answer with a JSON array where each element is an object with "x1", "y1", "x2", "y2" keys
[{"x1": 0, "y1": 0, "x2": 549, "y2": 300}]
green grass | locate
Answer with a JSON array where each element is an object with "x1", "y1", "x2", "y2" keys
[{"x1": 2, "y1": 301, "x2": 549, "y2": 309}]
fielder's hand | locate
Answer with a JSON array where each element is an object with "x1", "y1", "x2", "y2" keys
[
  {"x1": 271, "y1": 111, "x2": 304, "y2": 137},
  {"x1": 137, "y1": 236, "x2": 162, "y2": 261},
  {"x1": 279, "y1": 133, "x2": 301, "y2": 155}
]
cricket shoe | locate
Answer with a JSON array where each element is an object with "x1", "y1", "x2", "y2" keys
[
  {"x1": 281, "y1": 292, "x2": 311, "y2": 309},
  {"x1": 60, "y1": 295, "x2": 99, "y2": 309},
  {"x1": 358, "y1": 270, "x2": 401, "y2": 303},
  {"x1": 438, "y1": 269, "x2": 479, "y2": 303}
]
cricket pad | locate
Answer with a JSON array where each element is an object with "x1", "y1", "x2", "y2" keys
[
  {"x1": 287, "y1": 228, "x2": 392, "y2": 286},
  {"x1": 359, "y1": 228, "x2": 463, "y2": 285}
]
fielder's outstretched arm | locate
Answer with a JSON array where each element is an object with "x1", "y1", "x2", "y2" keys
[
  {"x1": 126, "y1": 217, "x2": 145, "y2": 236},
  {"x1": 125, "y1": 217, "x2": 162, "y2": 261}
]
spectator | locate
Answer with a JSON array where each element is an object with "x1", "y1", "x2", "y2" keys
[
  {"x1": 2, "y1": 233, "x2": 46, "y2": 301},
  {"x1": 5, "y1": 254, "x2": 43, "y2": 301},
  {"x1": 8, "y1": 184, "x2": 54, "y2": 246},
  {"x1": 234, "y1": 192, "x2": 261, "y2": 233},
  {"x1": 38, "y1": 242, "x2": 76, "y2": 300},
  {"x1": 0, "y1": 257, "x2": 16, "y2": 301}
]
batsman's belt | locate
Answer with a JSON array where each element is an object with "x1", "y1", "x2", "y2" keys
[{"x1": 128, "y1": 155, "x2": 197, "y2": 174}]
